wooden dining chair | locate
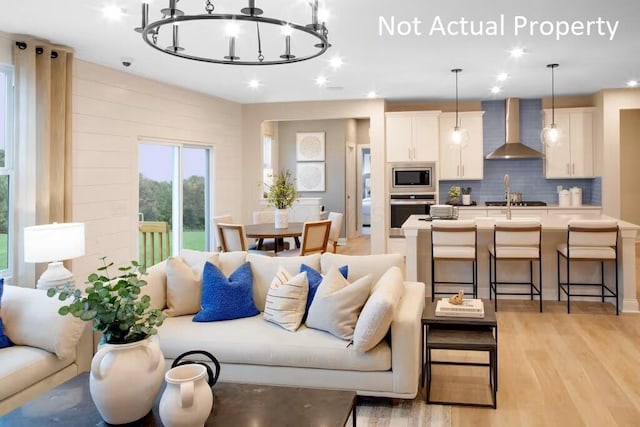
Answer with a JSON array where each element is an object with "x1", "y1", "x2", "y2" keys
[
  {"x1": 278, "y1": 220, "x2": 331, "y2": 257},
  {"x1": 213, "y1": 214, "x2": 233, "y2": 251},
  {"x1": 139, "y1": 221, "x2": 171, "y2": 268},
  {"x1": 327, "y1": 212, "x2": 344, "y2": 253},
  {"x1": 217, "y1": 223, "x2": 274, "y2": 256}
]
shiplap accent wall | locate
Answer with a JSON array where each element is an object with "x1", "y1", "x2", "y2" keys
[{"x1": 71, "y1": 60, "x2": 242, "y2": 284}]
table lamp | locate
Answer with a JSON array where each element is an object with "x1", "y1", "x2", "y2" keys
[{"x1": 24, "y1": 222, "x2": 86, "y2": 290}]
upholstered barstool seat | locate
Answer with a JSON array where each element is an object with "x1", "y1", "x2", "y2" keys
[
  {"x1": 431, "y1": 220, "x2": 477, "y2": 300},
  {"x1": 557, "y1": 219, "x2": 619, "y2": 314},
  {"x1": 488, "y1": 220, "x2": 542, "y2": 312}
]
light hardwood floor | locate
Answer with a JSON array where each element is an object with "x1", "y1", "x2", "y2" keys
[{"x1": 343, "y1": 236, "x2": 640, "y2": 426}]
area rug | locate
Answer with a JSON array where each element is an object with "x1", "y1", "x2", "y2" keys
[{"x1": 347, "y1": 397, "x2": 451, "y2": 427}]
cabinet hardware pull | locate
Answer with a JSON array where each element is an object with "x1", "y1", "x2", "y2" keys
[
  {"x1": 572, "y1": 163, "x2": 575, "y2": 174},
  {"x1": 566, "y1": 164, "x2": 570, "y2": 174},
  {"x1": 457, "y1": 165, "x2": 460, "y2": 176}
]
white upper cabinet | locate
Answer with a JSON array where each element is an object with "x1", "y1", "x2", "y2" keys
[
  {"x1": 438, "y1": 111, "x2": 485, "y2": 180},
  {"x1": 543, "y1": 107, "x2": 594, "y2": 178},
  {"x1": 386, "y1": 112, "x2": 440, "y2": 162}
]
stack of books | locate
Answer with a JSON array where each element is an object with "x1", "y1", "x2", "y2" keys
[{"x1": 435, "y1": 298, "x2": 485, "y2": 318}]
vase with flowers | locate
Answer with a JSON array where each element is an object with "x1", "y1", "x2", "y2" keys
[
  {"x1": 48, "y1": 258, "x2": 165, "y2": 424},
  {"x1": 267, "y1": 169, "x2": 298, "y2": 229}
]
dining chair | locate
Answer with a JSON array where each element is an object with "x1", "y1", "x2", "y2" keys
[
  {"x1": 213, "y1": 214, "x2": 233, "y2": 251},
  {"x1": 139, "y1": 221, "x2": 171, "y2": 268},
  {"x1": 278, "y1": 220, "x2": 331, "y2": 257},
  {"x1": 217, "y1": 223, "x2": 274, "y2": 256},
  {"x1": 327, "y1": 212, "x2": 344, "y2": 253}
]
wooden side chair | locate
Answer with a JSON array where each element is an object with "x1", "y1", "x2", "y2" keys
[
  {"x1": 327, "y1": 212, "x2": 344, "y2": 253},
  {"x1": 213, "y1": 214, "x2": 233, "y2": 251},
  {"x1": 277, "y1": 220, "x2": 331, "y2": 257},
  {"x1": 217, "y1": 223, "x2": 274, "y2": 256},
  {"x1": 139, "y1": 221, "x2": 171, "y2": 268}
]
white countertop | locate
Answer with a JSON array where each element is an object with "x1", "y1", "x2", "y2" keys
[
  {"x1": 402, "y1": 214, "x2": 640, "y2": 232},
  {"x1": 456, "y1": 204, "x2": 602, "y2": 210}
]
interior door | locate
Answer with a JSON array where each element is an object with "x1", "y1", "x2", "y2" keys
[{"x1": 345, "y1": 141, "x2": 357, "y2": 238}]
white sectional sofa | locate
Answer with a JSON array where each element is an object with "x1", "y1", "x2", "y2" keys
[
  {"x1": 143, "y1": 251, "x2": 426, "y2": 399},
  {"x1": 0, "y1": 285, "x2": 93, "y2": 414}
]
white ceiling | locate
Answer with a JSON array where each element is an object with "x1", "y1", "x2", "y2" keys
[{"x1": 1, "y1": 0, "x2": 639, "y2": 104}]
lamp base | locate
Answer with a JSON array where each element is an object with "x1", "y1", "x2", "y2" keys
[{"x1": 36, "y1": 261, "x2": 75, "y2": 291}]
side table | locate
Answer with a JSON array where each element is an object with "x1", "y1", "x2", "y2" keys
[{"x1": 421, "y1": 299, "x2": 498, "y2": 408}]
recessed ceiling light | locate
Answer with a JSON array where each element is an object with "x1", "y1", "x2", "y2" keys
[
  {"x1": 509, "y1": 48, "x2": 525, "y2": 59},
  {"x1": 367, "y1": 91, "x2": 378, "y2": 99},
  {"x1": 101, "y1": 4, "x2": 126, "y2": 21},
  {"x1": 627, "y1": 80, "x2": 638, "y2": 88},
  {"x1": 248, "y1": 79, "x2": 260, "y2": 89},
  {"x1": 491, "y1": 86, "x2": 502, "y2": 94},
  {"x1": 315, "y1": 76, "x2": 327, "y2": 87},
  {"x1": 497, "y1": 73, "x2": 509, "y2": 82},
  {"x1": 329, "y1": 56, "x2": 343, "y2": 69}
]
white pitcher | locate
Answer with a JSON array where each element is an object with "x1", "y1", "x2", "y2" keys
[{"x1": 159, "y1": 364, "x2": 213, "y2": 427}]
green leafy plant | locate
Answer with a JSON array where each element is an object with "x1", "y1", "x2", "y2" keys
[
  {"x1": 448, "y1": 185, "x2": 461, "y2": 200},
  {"x1": 266, "y1": 169, "x2": 298, "y2": 209},
  {"x1": 47, "y1": 258, "x2": 165, "y2": 345}
]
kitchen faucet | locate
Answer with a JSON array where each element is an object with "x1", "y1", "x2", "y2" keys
[{"x1": 504, "y1": 174, "x2": 512, "y2": 220}]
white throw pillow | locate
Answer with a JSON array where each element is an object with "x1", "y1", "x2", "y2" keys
[
  {"x1": 2, "y1": 285, "x2": 86, "y2": 360},
  {"x1": 353, "y1": 266, "x2": 404, "y2": 352},
  {"x1": 263, "y1": 267, "x2": 309, "y2": 332},
  {"x1": 305, "y1": 266, "x2": 372, "y2": 340}
]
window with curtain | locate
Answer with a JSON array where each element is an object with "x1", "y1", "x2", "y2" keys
[
  {"x1": 138, "y1": 140, "x2": 213, "y2": 265},
  {"x1": 0, "y1": 65, "x2": 14, "y2": 273}
]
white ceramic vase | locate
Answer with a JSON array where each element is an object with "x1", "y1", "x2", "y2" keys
[
  {"x1": 90, "y1": 336, "x2": 164, "y2": 425},
  {"x1": 159, "y1": 364, "x2": 213, "y2": 427},
  {"x1": 274, "y1": 208, "x2": 289, "y2": 229}
]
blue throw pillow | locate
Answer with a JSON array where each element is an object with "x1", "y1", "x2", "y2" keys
[
  {"x1": 0, "y1": 278, "x2": 14, "y2": 349},
  {"x1": 300, "y1": 264, "x2": 348, "y2": 317},
  {"x1": 193, "y1": 262, "x2": 259, "y2": 322}
]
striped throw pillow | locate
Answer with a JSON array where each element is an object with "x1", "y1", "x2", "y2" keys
[{"x1": 263, "y1": 267, "x2": 309, "y2": 332}]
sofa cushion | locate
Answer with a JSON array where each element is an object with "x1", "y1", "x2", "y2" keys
[
  {"x1": 246, "y1": 253, "x2": 321, "y2": 311},
  {"x1": 306, "y1": 267, "x2": 373, "y2": 340},
  {"x1": 0, "y1": 345, "x2": 73, "y2": 401},
  {"x1": 263, "y1": 268, "x2": 308, "y2": 332},
  {"x1": 0, "y1": 278, "x2": 13, "y2": 349},
  {"x1": 193, "y1": 262, "x2": 259, "y2": 322},
  {"x1": 300, "y1": 264, "x2": 348, "y2": 319},
  {"x1": 180, "y1": 249, "x2": 247, "y2": 276},
  {"x1": 158, "y1": 315, "x2": 390, "y2": 372},
  {"x1": 2, "y1": 285, "x2": 86, "y2": 360},
  {"x1": 353, "y1": 266, "x2": 404, "y2": 352},
  {"x1": 321, "y1": 253, "x2": 404, "y2": 284}
]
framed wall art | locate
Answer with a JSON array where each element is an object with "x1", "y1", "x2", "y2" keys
[
  {"x1": 296, "y1": 162, "x2": 325, "y2": 192},
  {"x1": 296, "y1": 132, "x2": 325, "y2": 161}
]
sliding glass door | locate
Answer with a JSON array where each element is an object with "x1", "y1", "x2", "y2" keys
[{"x1": 138, "y1": 141, "x2": 212, "y2": 265}]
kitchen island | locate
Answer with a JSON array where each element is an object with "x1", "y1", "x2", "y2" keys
[{"x1": 402, "y1": 214, "x2": 639, "y2": 313}]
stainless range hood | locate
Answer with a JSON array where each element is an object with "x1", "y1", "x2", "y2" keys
[{"x1": 485, "y1": 98, "x2": 545, "y2": 159}]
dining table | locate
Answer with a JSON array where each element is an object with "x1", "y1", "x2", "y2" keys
[{"x1": 244, "y1": 222, "x2": 303, "y2": 253}]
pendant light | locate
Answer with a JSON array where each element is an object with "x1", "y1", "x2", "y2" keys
[
  {"x1": 450, "y1": 68, "x2": 469, "y2": 146},
  {"x1": 541, "y1": 63, "x2": 560, "y2": 146}
]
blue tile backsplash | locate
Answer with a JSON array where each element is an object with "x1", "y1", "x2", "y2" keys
[{"x1": 439, "y1": 99, "x2": 600, "y2": 205}]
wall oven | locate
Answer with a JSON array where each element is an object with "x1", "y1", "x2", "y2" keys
[
  {"x1": 389, "y1": 194, "x2": 436, "y2": 237},
  {"x1": 389, "y1": 162, "x2": 436, "y2": 194}
]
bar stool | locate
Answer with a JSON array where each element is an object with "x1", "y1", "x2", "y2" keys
[
  {"x1": 557, "y1": 220, "x2": 619, "y2": 315},
  {"x1": 431, "y1": 220, "x2": 477, "y2": 300},
  {"x1": 488, "y1": 220, "x2": 542, "y2": 312}
]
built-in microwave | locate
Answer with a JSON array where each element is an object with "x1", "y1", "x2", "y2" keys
[{"x1": 389, "y1": 162, "x2": 436, "y2": 193}]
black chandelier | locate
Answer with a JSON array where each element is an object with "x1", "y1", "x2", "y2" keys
[{"x1": 135, "y1": 0, "x2": 331, "y2": 65}]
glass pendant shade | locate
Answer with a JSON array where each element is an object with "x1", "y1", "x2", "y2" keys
[
  {"x1": 542, "y1": 63, "x2": 560, "y2": 146},
  {"x1": 450, "y1": 125, "x2": 469, "y2": 146},
  {"x1": 450, "y1": 68, "x2": 467, "y2": 146},
  {"x1": 541, "y1": 123, "x2": 560, "y2": 146}
]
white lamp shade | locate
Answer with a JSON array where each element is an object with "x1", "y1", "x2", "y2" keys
[{"x1": 24, "y1": 222, "x2": 86, "y2": 263}]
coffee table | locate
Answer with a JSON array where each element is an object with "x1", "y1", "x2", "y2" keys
[{"x1": 0, "y1": 373, "x2": 357, "y2": 426}]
